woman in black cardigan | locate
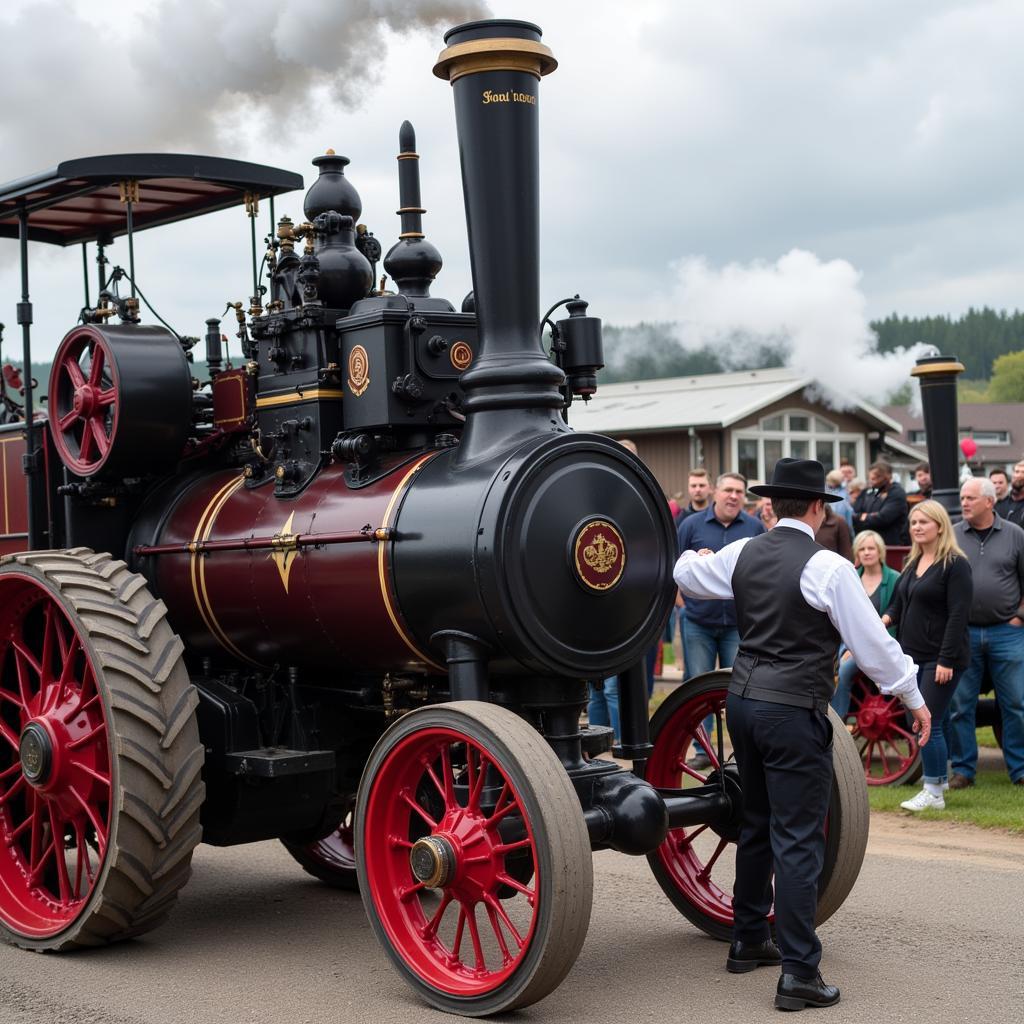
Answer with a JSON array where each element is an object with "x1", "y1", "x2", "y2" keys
[{"x1": 881, "y1": 500, "x2": 972, "y2": 812}]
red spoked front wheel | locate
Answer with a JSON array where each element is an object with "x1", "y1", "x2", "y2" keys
[
  {"x1": 356, "y1": 702, "x2": 592, "y2": 1016},
  {"x1": 0, "y1": 550, "x2": 204, "y2": 950},
  {"x1": 646, "y1": 672, "x2": 869, "y2": 941},
  {"x1": 48, "y1": 328, "x2": 120, "y2": 477},
  {"x1": 847, "y1": 673, "x2": 922, "y2": 786}
]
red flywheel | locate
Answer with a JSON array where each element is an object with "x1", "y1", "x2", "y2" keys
[
  {"x1": 49, "y1": 326, "x2": 119, "y2": 476},
  {"x1": 47, "y1": 324, "x2": 193, "y2": 479}
]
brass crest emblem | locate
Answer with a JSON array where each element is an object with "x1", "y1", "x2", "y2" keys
[
  {"x1": 269, "y1": 512, "x2": 300, "y2": 593},
  {"x1": 572, "y1": 519, "x2": 626, "y2": 592},
  {"x1": 585, "y1": 533, "x2": 619, "y2": 573},
  {"x1": 348, "y1": 345, "x2": 370, "y2": 397},
  {"x1": 450, "y1": 340, "x2": 473, "y2": 371}
]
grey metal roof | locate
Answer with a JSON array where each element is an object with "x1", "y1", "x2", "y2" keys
[{"x1": 570, "y1": 367, "x2": 902, "y2": 434}]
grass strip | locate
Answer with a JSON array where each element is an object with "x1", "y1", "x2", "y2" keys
[{"x1": 867, "y1": 764, "x2": 1023, "y2": 833}]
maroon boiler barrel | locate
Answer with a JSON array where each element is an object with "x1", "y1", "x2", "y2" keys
[{"x1": 135, "y1": 454, "x2": 446, "y2": 673}]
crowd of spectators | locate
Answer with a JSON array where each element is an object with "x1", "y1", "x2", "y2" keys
[{"x1": 592, "y1": 440, "x2": 1023, "y2": 808}]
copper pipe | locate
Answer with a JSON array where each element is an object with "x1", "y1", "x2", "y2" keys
[{"x1": 134, "y1": 527, "x2": 391, "y2": 557}]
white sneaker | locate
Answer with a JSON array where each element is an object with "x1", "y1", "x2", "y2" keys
[{"x1": 900, "y1": 789, "x2": 945, "y2": 812}]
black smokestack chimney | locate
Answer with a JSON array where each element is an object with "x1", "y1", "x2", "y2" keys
[
  {"x1": 911, "y1": 353, "x2": 965, "y2": 518},
  {"x1": 434, "y1": 19, "x2": 565, "y2": 463}
]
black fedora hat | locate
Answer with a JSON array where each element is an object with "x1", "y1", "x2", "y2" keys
[{"x1": 748, "y1": 458, "x2": 842, "y2": 502}]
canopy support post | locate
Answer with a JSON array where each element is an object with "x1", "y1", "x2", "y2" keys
[
  {"x1": 17, "y1": 206, "x2": 41, "y2": 550},
  {"x1": 119, "y1": 179, "x2": 138, "y2": 298},
  {"x1": 81, "y1": 241, "x2": 91, "y2": 309},
  {"x1": 245, "y1": 191, "x2": 261, "y2": 314}
]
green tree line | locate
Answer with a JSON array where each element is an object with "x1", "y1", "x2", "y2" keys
[
  {"x1": 872, "y1": 307, "x2": 1024, "y2": 380},
  {"x1": 599, "y1": 307, "x2": 1024, "y2": 389}
]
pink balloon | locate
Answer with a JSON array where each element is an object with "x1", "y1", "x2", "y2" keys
[{"x1": 960, "y1": 437, "x2": 978, "y2": 459}]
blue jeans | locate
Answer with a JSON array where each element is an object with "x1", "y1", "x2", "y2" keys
[
  {"x1": 683, "y1": 618, "x2": 740, "y2": 749},
  {"x1": 916, "y1": 661, "x2": 962, "y2": 785},
  {"x1": 664, "y1": 606, "x2": 679, "y2": 644},
  {"x1": 830, "y1": 648, "x2": 858, "y2": 719},
  {"x1": 588, "y1": 676, "x2": 619, "y2": 737},
  {"x1": 949, "y1": 623, "x2": 1024, "y2": 783}
]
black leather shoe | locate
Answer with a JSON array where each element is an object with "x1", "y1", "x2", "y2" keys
[
  {"x1": 774, "y1": 972, "x2": 840, "y2": 1010},
  {"x1": 726, "y1": 938, "x2": 782, "y2": 973}
]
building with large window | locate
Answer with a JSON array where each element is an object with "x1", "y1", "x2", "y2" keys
[
  {"x1": 568, "y1": 367, "x2": 908, "y2": 498},
  {"x1": 883, "y1": 402, "x2": 1024, "y2": 476}
]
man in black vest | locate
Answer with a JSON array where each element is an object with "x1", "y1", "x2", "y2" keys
[{"x1": 675, "y1": 459, "x2": 931, "y2": 1011}]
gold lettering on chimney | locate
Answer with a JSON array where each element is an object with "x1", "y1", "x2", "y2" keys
[{"x1": 482, "y1": 90, "x2": 536, "y2": 106}]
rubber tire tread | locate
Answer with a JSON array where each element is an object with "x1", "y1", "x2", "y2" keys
[
  {"x1": 646, "y1": 672, "x2": 870, "y2": 941},
  {"x1": 355, "y1": 701, "x2": 593, "y2": 1017},
  {"x1": 0, "y1": 548, "x2": 204, "y2": 951}
]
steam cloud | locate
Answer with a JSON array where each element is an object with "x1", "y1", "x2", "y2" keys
[
  {"x1": 0, "y1": 0, "x2": 489, "y2": 177},
  {"x1": 665, "y1": 249, "x2": 929, "y2": 410}
]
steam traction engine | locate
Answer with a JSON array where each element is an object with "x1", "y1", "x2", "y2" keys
[{"x1": 0, "y1": 20, "x2": 869, "y2": 1015}]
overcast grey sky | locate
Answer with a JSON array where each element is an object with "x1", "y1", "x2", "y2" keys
[{"x1": 1, "y1": 0, "x2": 1021, "y2": 377}]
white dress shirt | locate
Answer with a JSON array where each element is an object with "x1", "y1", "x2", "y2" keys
[{"x1": 674, "y1": 517, "x2": 923, "y2": 709}]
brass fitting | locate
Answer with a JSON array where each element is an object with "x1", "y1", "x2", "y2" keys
[
  {"x1": 245, "y1": 360, "x2": 259, "y2": 376},
  {"x1": 277, "y1": 216, "x2": 315, "y2": 255},
  {"x1": 118, "y1": 179, "x2": 140, "y2": 204}
]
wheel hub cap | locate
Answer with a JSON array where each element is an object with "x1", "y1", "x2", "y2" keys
[
  {"x1": 410, "y1": 835, "x2": 456, "y2": 888},
  {"x1": 857, "y1": 696, "x2": 891, "y2": 741},
  {"x1": 19, "y1": 722, "x2": 52, "y2": 786},
  {"x1": 73, "y1": 384, "x2": 97, "y2": 418}
]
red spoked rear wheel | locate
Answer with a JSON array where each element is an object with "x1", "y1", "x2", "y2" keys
[
  {"x1": 847, "y1": 673, "x2": 922, "y2": 786},
  {"x1": 0, "y1": 550, "x2": 204, "y2": 951},
  {"x1": 647, "y1": 672, "x2": 869, "y2": 941},
  {"x1": 0, "y1": 577, "x2": 110, "y2": 936},
  {"x1": 281, "y1": 800, "x2": 358, "y2": 890},
  {"x1": 356, "y1": 702, "x2": 592, "y2": 1016},
  {"x1": 48, "y1": 328, "x2": 120, "y2": 477}
]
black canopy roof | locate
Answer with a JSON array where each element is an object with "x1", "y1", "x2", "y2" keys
[{"x1": 0, "y1": 154, "x2": 304, "y2": 247}]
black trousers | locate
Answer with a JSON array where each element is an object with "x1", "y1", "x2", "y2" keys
[{"x1": 726, "y1": 694, "x2": 833, "y2": 978}]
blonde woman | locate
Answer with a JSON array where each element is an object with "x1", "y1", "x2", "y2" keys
[
  {"x1": 830, "y1": 531, "x2": 900, "y2": 717},
  {"x1": 882, "y1": 501, "x2": 972, "y2": 811}
]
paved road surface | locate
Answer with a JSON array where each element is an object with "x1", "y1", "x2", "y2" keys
[{"x1": 1, "y1": 814, "x2": 1021, "y2": 1024}]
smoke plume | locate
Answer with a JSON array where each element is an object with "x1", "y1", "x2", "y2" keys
[
  {"x1": 665, "y1": 249, "x2": 928, "y2": 409},
  {"x1": 0, "y1": 0, "x2": 489, "y2": 177}
]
